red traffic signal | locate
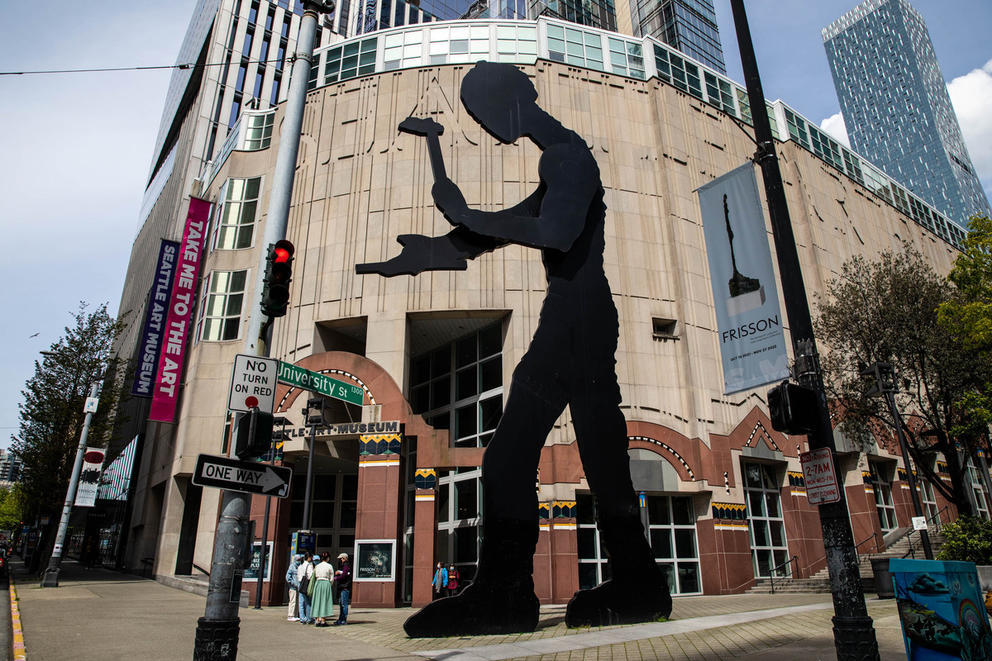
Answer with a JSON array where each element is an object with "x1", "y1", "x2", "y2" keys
[
  {"x1": 261, "y1": 240, "x2": 295, "y2": 317},
  {"x1": 274, "y1": 244, "x2": 292, "y2": 264}
]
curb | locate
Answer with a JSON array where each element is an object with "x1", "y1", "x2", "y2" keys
[{"x1": 9, "y1": 580, "x2": 24, "y2": 661}]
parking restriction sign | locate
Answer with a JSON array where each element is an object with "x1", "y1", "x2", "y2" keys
[{"x1": 800, "y1": 447, "x2": 842, "y2": 505}]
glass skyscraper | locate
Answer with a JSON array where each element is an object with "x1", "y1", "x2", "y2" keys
[
  {"x1": 632, "y1": 0, "x2": 725, "y2": 74},
  {"x1": 823, "y1": 0, "x2": 990, "y2": 226}
]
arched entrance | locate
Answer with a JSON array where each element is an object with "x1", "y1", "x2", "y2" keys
[{"x1": 247, "y1": 351, "x2": 445, "y2": 608}]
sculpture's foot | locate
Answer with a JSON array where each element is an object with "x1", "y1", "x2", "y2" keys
[
  {"x1": 565, "y1": 577, "x2": 671, "y2": 627},
  {"x1": 404, "y1": 581, "x2": 539, "y2": 637},
  {"x1": 565, "y1": 514, "x2": 672, "y2": 628}
]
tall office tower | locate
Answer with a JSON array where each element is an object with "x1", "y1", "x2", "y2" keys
[
  {"x1": 0, "y1": 450, "x2": 22, "y2": 484},
  {"x1": 110, "y1": 0, "x2": 336, "y2": 482},
  {"x1": 526, "y1": 0, "x2": 617, "y2": 32},
  {"x1": 630, "y1": 0, "x2": 725, "y2": 73},
  {"x1": 823, "y1": 0, "x2": 990, "y2": 225}
]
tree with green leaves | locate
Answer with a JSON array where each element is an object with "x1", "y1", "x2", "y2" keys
[
  {"x1": 9, "y1": 302, "x2": 127, "y2": 567},
  {"x1": 815, "y1": 245, "x2": 992, "y2": 516},
  {"x1": 0, "y1": 484, "x2": 26, "y2": 532}
]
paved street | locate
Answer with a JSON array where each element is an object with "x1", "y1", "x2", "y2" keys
[{"x1": 10, "y1": 561, "x2": 912, "y2": 660}]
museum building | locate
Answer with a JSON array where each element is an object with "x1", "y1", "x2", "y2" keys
[{"x1": 113, "y1": 14, "x2": 987, "y2": 609}]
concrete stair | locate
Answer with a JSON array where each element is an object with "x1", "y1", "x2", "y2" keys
[{"x1": 746, "y1": 527, "x2": 946, "y2": 594}]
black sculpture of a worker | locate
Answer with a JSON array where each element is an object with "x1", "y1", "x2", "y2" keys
[{"x1": 357, "y1": 61, "x2": 672, "y2": 636}]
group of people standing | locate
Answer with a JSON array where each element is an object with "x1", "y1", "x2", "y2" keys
[
  {"x1": 286, "y1": 551, "x2": 352, "y2": 626},
  {"x1": 432, "y1": 562, "x2": 460, "y2": 599}
]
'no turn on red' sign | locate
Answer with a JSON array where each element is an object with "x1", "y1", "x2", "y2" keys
[
  {"x1": 228, "y1": 354, "x2": 279, "y2": 413},
  {"x1": 800, "y1": 447, "x2": 842, "y2": 505}
]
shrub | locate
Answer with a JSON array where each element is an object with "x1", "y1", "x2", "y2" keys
[{"x1": 936, "y1": 516, "x2": 992, "y2": 565}]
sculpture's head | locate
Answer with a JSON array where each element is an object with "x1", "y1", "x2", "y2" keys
[{"x1": 460, "y1": 61, "x2": 538, "y2": 143}]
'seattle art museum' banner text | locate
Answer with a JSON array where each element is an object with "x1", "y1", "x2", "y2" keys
[
  {"x1": 698, "y1": 164, "x2": 789, "y2": 394},
  {"x1": 149, "y1": 197, "x2": 212, "y2": 422},
  {"x1": 131, "y1": 239, "x2": 180, "y2": 397}
]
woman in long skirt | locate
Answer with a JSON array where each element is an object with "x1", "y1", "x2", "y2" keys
[{"x1": 310, "y1": 553, "x2": 335, "y2": 626}]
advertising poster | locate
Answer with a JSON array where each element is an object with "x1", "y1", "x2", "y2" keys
[
  {"x1": 131, "y1": 240, "x2": 180, "y2": 397},
  {"x1": 73, "y1": 448, "x2": 106, "y2": 507},
  {"x1": 698, "y1": 164, "x2": 790, "y2": 393},
  {"x1": 243, "y1": 541, "x2": 273, "y2": 582},
  {"x1": 149, "y1": 197, "x2": 212, "y2": 422},
  {"x1": 355, "y1": 539, "x2": 396, "y2": 581}
]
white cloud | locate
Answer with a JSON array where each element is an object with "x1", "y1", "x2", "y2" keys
[
  {"x1": 819, "y1": 112, "x2": 851, "y2": 148},
  {"x1": 948, "y1": 59, "x2": 992, "y2": 204}
]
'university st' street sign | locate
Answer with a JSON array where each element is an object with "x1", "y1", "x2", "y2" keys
[
  {"x1": 192, "y1": 454, "x2": 292, "y2": 498},
  {"x1": 276, "y1": 361, "x2": 364, "y2": 405}
]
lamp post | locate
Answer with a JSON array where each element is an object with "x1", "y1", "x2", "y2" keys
[
  {"x1": 729, "y1": 2, "x2": 880, "y2": 659},
  {"x1": 41, "y1": 382, "x2": 100, "y2": 588},
  {"x1": 193, "y1": 3, "x2": 334, "y2": 658},
  {"x1": 862, "y1": 363, "x2": 933, "y2": 558}
]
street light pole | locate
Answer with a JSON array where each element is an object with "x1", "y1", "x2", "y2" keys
[
  {"x1": 729, "y1": 2, "x2": 880, "y2": 659},
  {"x1": 193, "y1": 2, "x2": 333, "y2": 659},
  {"x1": 41, "y1": 382, "x2": 100, "y2": 588},
  {"x1": 865, "y1": 363, "x2": 933, "y2": 559}
]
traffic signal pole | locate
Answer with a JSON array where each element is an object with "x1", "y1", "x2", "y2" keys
[
  {"x1": 729, "y1": 2, "x2": 880, "y2": 659},
  {"x1": 193, "y1": 3, "x2": 333, "y2": 659}
]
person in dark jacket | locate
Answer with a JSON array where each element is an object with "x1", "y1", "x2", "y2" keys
[{"x1": 333, "y1": 552, "x2": 352, "y2": 625}]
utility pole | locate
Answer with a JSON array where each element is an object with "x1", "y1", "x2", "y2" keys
[
  {"x1": 192, "y1": 2, "x2": 333, "y2": 659},
  {"x1": 41, "y1": 382, "x2": 101, "y2": 588},
  {"x1": 863, "y1": 363, "x2": 933, "y2": 558},
  {"x1": 729, "y1": 2, "x2": 880, "y2": 659}
]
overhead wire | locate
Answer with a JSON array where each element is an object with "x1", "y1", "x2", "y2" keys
[{"x1": 0, "y1": 57, "x2": 290, "y2": 77}]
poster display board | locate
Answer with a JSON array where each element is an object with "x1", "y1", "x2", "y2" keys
[
  {"x1": 243, "y1": 541, "x2": 273, "y2": 582},
  {"x1": 354, "y1": 539, "x2": 396, "y2": 582}
]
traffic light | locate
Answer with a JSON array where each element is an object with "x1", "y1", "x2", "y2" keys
[
  {"x1": 304, "y1": 397, "x2": 326, "y2": 427},
  {"x1": 767, "y1": 380, "x2": 818, "y2": 435},
  {"x1": 235, "y1": 408, "x2": 275, "y2": 459},
  {"x1": 260, "y1": 240, "x2": 295, "y2": 318}
]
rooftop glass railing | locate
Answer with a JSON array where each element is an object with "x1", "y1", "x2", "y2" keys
[{"x1": 202, "y1": 16, "x2": 967, "y2": 250}]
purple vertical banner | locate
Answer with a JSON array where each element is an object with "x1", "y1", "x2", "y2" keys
[
  {"x1": 149, "y1": 197, "x2": 212, "y2": 423},
  {"x1": 131, "y1": 240, "x2": 180, "y2": 397}
]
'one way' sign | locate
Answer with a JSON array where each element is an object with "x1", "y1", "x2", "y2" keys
[{"x1": 192, "y1": 454, "x2": 292, "y2": 498}]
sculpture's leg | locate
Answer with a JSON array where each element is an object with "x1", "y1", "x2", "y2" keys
[
  {"x1": 564, "y1": 352, "x2": 672, "y2": 627},
  {"x1": 404, "y1": 330, "x2": 567, "y2": 637},
  {"x1": 402, "y1": 517, "x2": 540, "y2": 637}
]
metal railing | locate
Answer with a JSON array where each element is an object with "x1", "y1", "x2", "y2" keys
[
  {"x1": 767, "y1": 555, "x2": 799, "y2": 594},
  {"x1": 855, "y1": 531, "x2": 882, "y2": 561}
]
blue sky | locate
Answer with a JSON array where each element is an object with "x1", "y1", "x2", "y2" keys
[{"x1": 0, "y1": 0, "x2": 990, "y2": 448}]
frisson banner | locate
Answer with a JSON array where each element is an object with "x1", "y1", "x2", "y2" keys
[
  {"x1": 131, "y1": 240, "x2": 180, "y2": 397},
  {"x1": 149, "y1": 197, "x2": 212, "y2": 422},
  {"x1": 74, "y1": 448, "x2": 105, "y2": 508},
  {"x1": 698, "y1": 163, "x2": 790, "y2": 394}
]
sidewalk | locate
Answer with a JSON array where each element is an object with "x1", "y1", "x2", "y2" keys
[{"x1": 10, "y1": 560, "x2": 911, "y2": 660}]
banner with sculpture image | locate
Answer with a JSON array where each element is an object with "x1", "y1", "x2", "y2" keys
[{"x1": 698, "y1": 163, "x2": 789, "y2": 394}]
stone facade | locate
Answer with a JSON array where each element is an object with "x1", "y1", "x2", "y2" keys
[{"x1": 132, "y1": 58, "x2": 963, "y2": 607}]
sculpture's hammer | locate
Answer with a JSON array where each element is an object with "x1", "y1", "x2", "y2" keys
[{"x1": 398, "y1": 116, "x2": 446, "y2": 182}]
